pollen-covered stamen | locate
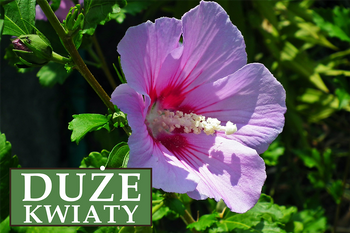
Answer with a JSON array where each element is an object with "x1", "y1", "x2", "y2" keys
[{"x1": 148, "y1": 109, "x2": 237, "y2": 136}]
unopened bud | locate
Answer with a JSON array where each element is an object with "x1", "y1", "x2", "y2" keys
[{"x1": 12, "y1": 34, "x2": 52, "y2": 67}]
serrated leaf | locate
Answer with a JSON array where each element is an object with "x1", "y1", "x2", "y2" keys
[
  {"x1": 37, "y1": 62, "x2": 70, "y2": 87},
  {"x1": 79, "y1": 149, "x2": 109, "y2": 168},
  {"x1": 187, "y1": 213, "x2": 218, "y2": 231},
  {"x1": 68, "y1": 114, "x2": 110, "y2": 144},
  {"x1": 106, "y1": 142, "x2": 129, "y2": 168},
  {"x1": 0, "y1": 132, "x2": 20, "y2": 222},
  {"x1": 3, "y1": 0, "x2": 35, "y2": 36}
]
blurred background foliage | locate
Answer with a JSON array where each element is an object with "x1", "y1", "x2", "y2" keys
[{"x1": 1, "y1": 0, "x2": 350, "y2": 232}]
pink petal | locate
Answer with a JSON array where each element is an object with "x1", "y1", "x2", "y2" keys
[
  {"x1": 180, "y1": 63, "x2": 286, "y2": 154},
  {"x1": 117, "y1": 17, "x2": 182, "y2": 96},
  {"x1": 178, "y1": 1, "x2": 247, "y2": 90},
  {"x1": 111, "y1": 84, "x2": 198, "y2": 193},
  {"x1": 174, "y1": 133, "x2": 266, "y2": 213}
]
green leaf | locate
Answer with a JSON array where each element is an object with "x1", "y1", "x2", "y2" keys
[
  {"x1": 12, "y1": 226, "x2": 80, "y2": 233},
  {"x1": 50, "y1": 0, "x2": 61, "y2": 12},
  {"x1": 313, "y1": 7, "x2": 350, "y2": 42},
  {"x1": 262, "y1": 140, "x2": 285, "y2": 166},
  {"x1": 335, "y1": 88, "x2": 350, "y2": 110},
  {"x1": 106, "y1": 142, "x2": 129, "y2": 168},
  {"x1": 68, "y1": 114, "x2": 110, "y2": 144},
  {"x1": 215, "y1": 194, "x2": 298, "y2": 232},
  {"x1": 152, "y1": 205, "x2": 170, "y2": 221},
  {"x1": 327, "y1": 179, "x2": 343, "y2": 204},
  {"x1": 164, "y1": 197, "x2": 186, "y2": 216},
  {"x1": 0, "y1": 5, "x2": 4, "y2": 42},
  {"x1": 118, "y1": 226, "x2": 135, "y2": 233},
  {"x1": 3, "y1": 0, "x2": 35, "y2": 36},
  {"x1": 36, "y1": 62, "x2": 70, "y2": 87},
  {"x1": 112, "y1": 110, "x2": 128, "y2": 128},
  {"x1": 83, "y1": 0, "x2": 122, "y2": 35},
  {"x1": 0, "y1": 132, "x2": 20, "y2": 222},
  {"x1": 187, "y1": 213, "x2": 219, "y2": 231},
  {"x1": 0, "y1": 216, "x2": 10, "y2": 233},
  {"x1": 93, "y1": 226, "x2": 119, "y2": 233},
  {"x1": 290, "y1": 208, "x2": 327, "y2": 233},
  {"x1": 79, "y1": 149, "x2": 109, "y2": 168}
]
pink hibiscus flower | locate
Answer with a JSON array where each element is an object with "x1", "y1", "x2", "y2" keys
[{"x1": 111, "y1": 1, "x2": 286, "y2": 213}]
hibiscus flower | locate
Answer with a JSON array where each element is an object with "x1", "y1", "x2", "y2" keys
[{"x1": 111, "y1": 1, "x2": 286, "y2": 213}]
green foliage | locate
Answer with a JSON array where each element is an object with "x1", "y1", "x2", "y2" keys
[
  {"x1": 112, "y1": 110, "x2": 128, "y2": 128},
  {"x1": 164, "y1": 195, "x2": 186, "y2": 216},
  {"x1": 261, "y1": 139, "x2": 285, "y2": 166},
  {"x1": 0, "y1": 132, "x2": 20, "y2": 222},
  {"x1": 2, "y1": 0, "x2": 35, "y2": 36},
  {"x1": 186, "y1": 194, "x2": 326, "y2": 233},
  {"x1": 50, "y1": 0, "x2": 61, "y2": 12},
  {"x1": 106, "y1": 142, "x2": 129, "y2": 168},
  {"x1": 37, "y1": 61, "x2": 70, "y2": 87},
  {"x1": 83, "y1": 0, "x2": 126, "y2": 35},
  {"x1": 0, "y1": 5, "x2": 4, "y2": 41},
  {"x1": 64, "y1": 4, "x2": 84, "y2": 33},
  {"x1": 0, "y1": 217, "x2": 10, "y2": 233},
  {"x1": 68, "y1": 113, "x2": 111, "y2": 144},
  {"x1": 79, "y1": 149, "x2": 108, "y2": 168},
  {"x1": 313, "y1": 6, "x2": 350, "y2": 42}
]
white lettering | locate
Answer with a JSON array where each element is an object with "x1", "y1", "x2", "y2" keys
[
  {"x1": 122, "y1": 205, "x2": 138, "y2": 223},
  {"x1": 83, "y1": 205, "x2": 101, "y2": 223},
  {"x1": 72, "y1": 205, "x2": 80, "y2": 223},
  {"x1": 22, "y1": 173, "x2": 52, "y2": 201},
  {"x1": 57, "y1": 173, "x2": 85, "y2": 202},
  {"x1": 89, "y1": 173, "x2": 114, "y2": 201},
  {"x1": 24, "y1": 205, "x2": 42, "y2": 223},
  {"x1": 44, "y1": 205, "x2": 70, "y2": 223},
  {"x1": 103, "y1": 205, "x2": 120, "y2": 223},
  {"x1": 119, "y1": 173, "x2": 140, "y2": 201}
]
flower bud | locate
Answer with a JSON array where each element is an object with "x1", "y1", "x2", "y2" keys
[{"x1": 11, "y1": 34, "x2": 53, "y2": 67}]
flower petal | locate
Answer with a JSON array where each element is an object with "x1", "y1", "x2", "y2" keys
[
  {"x1": 179, "y1": 133, "x2": 266, "y2": 213},
  {"x1": 111, "y1": 84, "x2": 198, "y2": 193},
  {"x1": 117, "y1": 17, "x2": 182, "y2": 95},
  {"x1": 180, "y1": 63, "x2": 286, "y2": 154},
  {"x1": 176, "y1": 1, "x2": 247, "y2": 90}
]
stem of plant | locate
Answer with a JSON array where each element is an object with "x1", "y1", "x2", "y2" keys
[
  {"x1": 37, "y1": 0, "x2": 115, "y2": 112},
  {"x1": 92, "y1": 34, "x2": 117, "y2": 89},
  {"x1": 168, "y1": 193, "x2": 199, "y2": 233}
]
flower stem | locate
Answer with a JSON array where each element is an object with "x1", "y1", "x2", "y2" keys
[
  {"x1": 37, "y1": 0, "x2": 115, "y2": 112},
  {"x1": 168, "y1": 193, "x2": 199, "y2": 233},
  {"x1": 152, "y1": 201, "x2": 164, "y2": 215},
  {"x1": 92, "y1": 34, "x2": 117, "y2": 89}
]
